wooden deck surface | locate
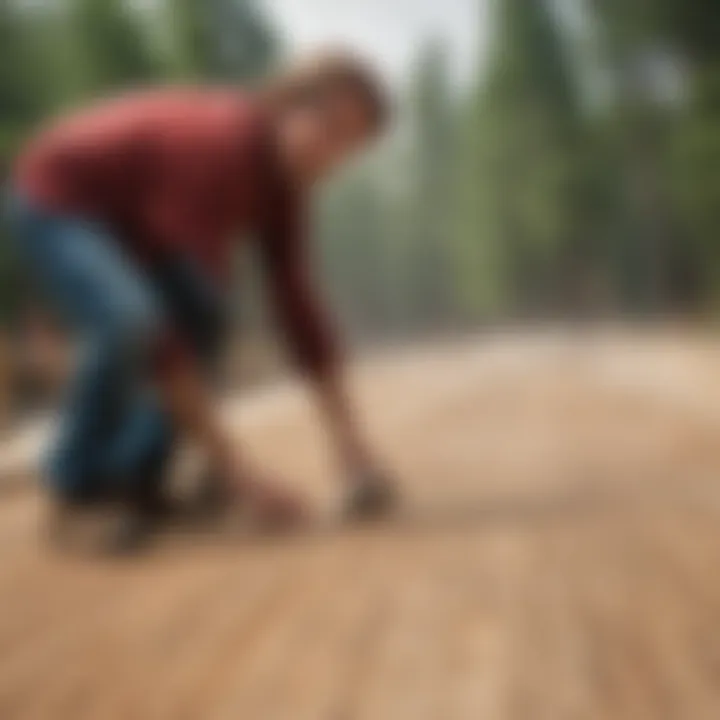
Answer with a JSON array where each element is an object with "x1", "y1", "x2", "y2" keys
[{"x1": 2, "y1": 332, "x2": 720, "y2": 720}]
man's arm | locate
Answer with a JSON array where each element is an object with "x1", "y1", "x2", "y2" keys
[
  {"x1": 154, "y1": 334, "x2": 239, "y2": 486},
  {"x1": 154, "y1": 321, "x2": 304, "y2": 522},
  {"x1": 144, "y1": 201, "x2": 247, "y2": 494},
  {"x1": 258, "y1": 207, "x2": 383, "y2": 489}
]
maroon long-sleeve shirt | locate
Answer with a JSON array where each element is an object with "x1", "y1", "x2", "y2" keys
[{"x1": 15, "y1": 89, "x2": 338, "y2": 375}]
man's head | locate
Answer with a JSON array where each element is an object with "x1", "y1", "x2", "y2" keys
[{"x1": 266, "y1": 50, "x2": 390, "y2": 184}]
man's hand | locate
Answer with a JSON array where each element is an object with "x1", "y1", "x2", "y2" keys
[
  {"x1": 344, "y1": 462, "x2": 398, "y2": 520},
  {"x1": 219, "y1": 454, "x2": 309, "y2": 528},
  {"x1": 158, "y1": 357, "x2": 307, "y2": 528},
  {"x1": 191, "y1": 462, "x2": 308, "y2": 529},
  {"x1": 315, "y1": 368, "x2": 399, "y2": 519}
]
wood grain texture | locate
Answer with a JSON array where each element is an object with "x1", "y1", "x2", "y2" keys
[{"x1": 2, "y1": 332, "x2": 720, "y2": 720}]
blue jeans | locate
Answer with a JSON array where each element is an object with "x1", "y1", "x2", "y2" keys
[{"x1": 6, "y1": 193, "x2": 224, "y2": 500}]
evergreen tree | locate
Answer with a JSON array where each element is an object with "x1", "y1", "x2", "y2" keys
[
  {"x1": 656, "y1": 0, "x2": 720, "y2": 308},
  {"x1": 459, "y1": 0, "x2": 583, "y2": 318},
  {"x1": 404, "y1": 39, "x2": 456, "y2": 329},
  {"x1": 67, "y1": 0, "x2": 161, "y2": 98},
  {"x1": 0, "y1": 0, "x2": 45, "y2": 162},
  {"x1": 319, "y1": 159, "x2": 392, "y2": 340},
  {"x1": 0, "y1": 0, "x2": 54, "y2": 321},
  {"x1": 166, "y1": 0, "x2": 278, "y2": 81},
  {"x1": 588, "y1": 0, "x2": 720, "y2": 312}
]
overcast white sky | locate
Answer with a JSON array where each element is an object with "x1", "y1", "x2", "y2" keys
[{"x1": 263, "y1": 0, "x2": 489, "y2": 89}]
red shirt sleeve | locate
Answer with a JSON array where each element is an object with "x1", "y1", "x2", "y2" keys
[{"x1": 259, "y1": 195, "x2": 340, "y2": 377}]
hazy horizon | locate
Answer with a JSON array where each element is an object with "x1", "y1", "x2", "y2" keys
[{"x1": 263, "y1": 0, "x2": 487, "y2": 89}]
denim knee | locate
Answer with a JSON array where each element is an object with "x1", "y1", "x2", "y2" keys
[{"x1": 102, "y1": 299, "x2": 162, "y2": 368}]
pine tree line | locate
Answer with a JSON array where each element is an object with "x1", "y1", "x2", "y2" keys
[{"x1": 1, "y1": 0, "x2": 719, "y2": 338}]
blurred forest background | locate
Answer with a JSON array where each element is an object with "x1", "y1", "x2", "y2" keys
[{"x1": 0, "y1": 0, "x2": 718, "y2": 418}]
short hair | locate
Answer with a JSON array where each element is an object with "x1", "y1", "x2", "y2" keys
[{"x1": 265, "y1": 49, "x2": 391, "y2": 134}]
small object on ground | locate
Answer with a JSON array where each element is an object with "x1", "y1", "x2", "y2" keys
[
  {"x1": 187, "y1": 473, "x2": 234, "y2": 522},
  {"x1": 45, "y1": 497, "x2": 157, "y2": 556},
  {"x1": 344, "y1": 472, "x2": 398, "y2": 521},
  {"x1": 99, "y1": 509, "x2": 156, "y2": 556}
]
